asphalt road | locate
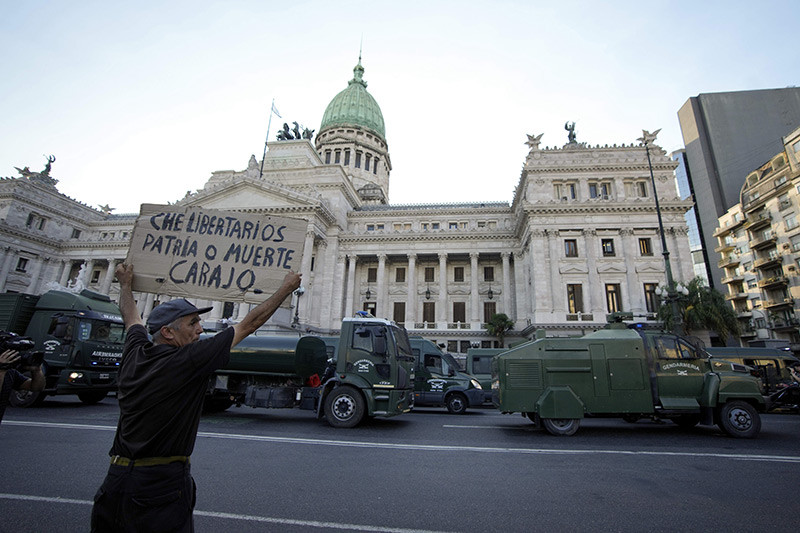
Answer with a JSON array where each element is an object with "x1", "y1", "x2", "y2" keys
[{"x1": 1, "y1": 396, "x2": 799, "y2": 533}]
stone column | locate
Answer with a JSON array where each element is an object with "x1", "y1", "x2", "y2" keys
[
  {"x1": 0, "y1": 247, "x2": 17, "y2": 292},
  {"x1": 583, "y1": 230, "x2": 597, "y2": 313},
  {"x1": 208, "y1": 301, "x2": 224, "y2": 322},
  {"x1": 345, "y1": 255, "x2": 356, "y2": 317},
  {"x1": 513, "y1": 251, "x2": 529, "y2": 327},
  {"x1": 620, "y1": 229, "x2": 640, "y2": 314},
  {"x1": 547, "y1": 230, "x2": 561, "y2": 312},
  {"x1": 300, "y1": 226, "x2": 315, "y2": 287},
  {"x1": 501, "y1": 252, "x2": 511, "y2": 318},
  {"x1": 469, "y1": 252, "x2": 480, "y2": 324},
  {"x1": 25, "y1": 257, "x2": 45, "y2": 295},
  {"x1": 376, "y1": 253, "x2": 387, "y2": 318},
  {"x1": 437, "y1": 253, "x2": 447, "y2": 324},
  {"x1": 331, "y1": 254, "x2": 347, "y2": 326},
  {"x1": 59, "y1": 260, "x2": 72, "y2": 286},
  {"x1": 100, "y1": 259, "x2": 117, "y2": 295},
  {"x1": 406, "y1": 253, "x2": 417, "y2": 325}
]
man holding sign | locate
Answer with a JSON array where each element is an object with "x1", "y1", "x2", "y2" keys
[{"x1": 91, "y1": 262, "x2": 301, "y2": 532}]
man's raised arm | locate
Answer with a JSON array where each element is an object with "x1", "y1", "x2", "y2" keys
[
  {"x1": 115, "y1": 263, "x2": 144, "y2": 331},
  {"x1": 232, "y1": 272, "x2": 301, "y2": 347}
]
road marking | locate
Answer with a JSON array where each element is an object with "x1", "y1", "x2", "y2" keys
[
  {"x1": 5, "y1": 419, "x2": 800, "y2": 464},
  {"x1": 0, "y1": 493, "x2": 450, "y2": 533}
]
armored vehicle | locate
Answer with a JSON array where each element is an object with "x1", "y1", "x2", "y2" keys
[{"x1": 493, "y1": 321, "x2": 766, "y2": 438}]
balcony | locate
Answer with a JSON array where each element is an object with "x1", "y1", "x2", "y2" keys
[
  {"x1": 725, "y1": 292, "x2": 749, "y2": 301},
  {"x1": 739, "y1": 327, "x2": 757, "y2": 338},
  {"x1": 714, "y1": 218, "x2": 745, "y2": 237},
  {"x1": 771, "y1": 318, "x2": 800, "y2": 331},
  {"x1": 714, "y1": 241, "x2": 736, "y2": 253},
  {"x1": 744, "y1": 213, "x2": 772, "y2": 230},
  {"x1": 765, "y1": 298, "x2": 794, "y2": 310},
  {"x1": 718, "y1": 255, "x2": 741, "y2": 268},
  {"x1": 447, "y1": 322, "x2": 471, "y2": 329},
  {"x1": 736, "y1": 310, "x2": 753, "y2": 319},
  {"x1": 720, "y1": 274, "x2": 745, "y2": 284},
  {"x1": 414, "y1": 322, "x2": 437, "y2": 329},
  {"x1": 566, "y1": 313, "x2": 595, "y2": 321},
  {"x1": 753, "y1": 255, "x2": 782, "y2": 270},
  {"x1": 758, "y1": 275, "x2": 789, "y2": 289},
  {"x1": 749, "y1": 234, "x2": 778, "y2": 251}
]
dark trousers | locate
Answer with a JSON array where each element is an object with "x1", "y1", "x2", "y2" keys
[{"x1": 91, "y1": 462, "x2": 195, "y2": 533}]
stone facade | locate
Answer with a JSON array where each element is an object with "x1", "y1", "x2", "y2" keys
[{"x1": 0, "y1": 63, "x2": 693, "y2": 353}]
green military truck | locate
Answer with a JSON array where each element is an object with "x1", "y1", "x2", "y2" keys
[
  {"x1": 493, "y1": 320, "x2": 767, "y2": 438},
  {"x1": 0, "y1": 289, "x2": 125, "y2": 406},
  {"x1": 410, "y1": 337, "x2": 484, "y2": 414},
  {"x1": 205, "y1": 313, "x2": 416, "y2": 427},
  {"x1": 466, "y1": 347, "x2": 505, "y2": 403}
]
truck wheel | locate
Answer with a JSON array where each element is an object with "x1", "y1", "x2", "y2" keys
[
  {"x1": 202, "y1": 397, "x2": 234, "y2": 413},
  {"x1": 78, "y1": 391, "x2": 108, "y2": 405},
  {"x1": 324, "y1": 386, "x2": 365, "y2": 428},
  {"x1": 9, "y1": 389, "x2": 46, "y2": 408},
  {"x1": 621, "y1": 414, "x2": 640, "y2": 424},
  {"x1": 542, "y1": 418, "x2": 580, "y2": 436},
  {"x1": 718, "y1": 401, "x2": 760, "y2": 438},
  {"x1": 445, "y1": 393, "x2": 468, "y2": 414}
]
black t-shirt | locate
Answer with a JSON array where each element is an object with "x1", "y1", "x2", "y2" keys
[{"x1": 110, "y1": 324, "x2": 233, "y2": 459}]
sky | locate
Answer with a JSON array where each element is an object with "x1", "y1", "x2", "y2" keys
[{"x1": 1, "y1": 1, "x2": 798, "y2": 215}]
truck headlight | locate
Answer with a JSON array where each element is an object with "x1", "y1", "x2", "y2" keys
[
  {"x1": 470, "y1": 379, "x2": 482, "y2": 390},
  {"x1": 68, "y1": 372, "x2": 85, "y2": 383}
]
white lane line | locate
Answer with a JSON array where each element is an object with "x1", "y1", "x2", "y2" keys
[
  {"x1": 5, "y1": 419, "x2": 800, "y2": 464},
  {"x1": 0, "y1": 493, "x2": 450, "y2": 533}
]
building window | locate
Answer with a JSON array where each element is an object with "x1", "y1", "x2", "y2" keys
[
  {"x1": 363, "y1": 301, "x2": 376, "y2": 316},
  {"x1": 639, "y1": 238, "x2": 653, "y2": 256},
  {"x1": 454, "y1": 266, "x2": 464, "y2": 282},
  {"x1": 567, "y1": 284, "x2": 583, "y2": 313},
  {"x1": 344, "y1": 149, "x2": 351, "y2": 166},
  {"x1": 453, "y1": 302, "x2": 466, "y2": 323},
  {"x1": 483, "y1": 301, "x2": 496, "y2": 323},
  {"x1": 424, "y1": 267, "x2": 435, "y2": 283},
  {"x1": 325, "y1": 150, "x2": 331, "y2": 164},
  {"x1": 565, "y1": 239, "x2": 578, "y2": 257},
  {"x1": 555, "y1": 182, "x2": 577, "y2": 201},
  {"x1": 334, "y1": 150, "x2": 341, "y2": 164},
  {"x1": 601, "y1": 239, "x2": 615, "y2": 256},
  {"x1": 786, "y1": 214, "x2": 798, "y2": 231},
  {"x1": 71, "y1": 229, "x2": 82, "y2": 239},
  {"x1": 589, "y1": 182, "x2": 612, "y2": 199},
  {"x1": 484, "y1": 266, "x2": 494, "y2": 282},
  {"x1": 395, "y1": 267, "x2": 406, "y2": 283},
  {"x1": 606, "y1": 284, "x2": 622, "y2": 313},
  {"x1": 393, "y1": 302, "x2": 405, "y2": 324},
  {"x1": 355, "y1": 151, "x2": 362, "y2": 168},
  {"x1": 637, "y1": 181, "x2": 648, "y2": 198},
  {"x1": 373, "y1": 157, "x2": 379, "y2": 174},
  {"x1": 367, "y1": 267, "x2": 377, "y2": 283},
  {"x1": 365, "y1": 154, "x2": 371, "y2": 171},
  {"x1": 423, "y1": 302, "x2": 435, "y2": 323},
  {"x1": 644, "y1": 283, "x2": 658, "y2": 313},
  {"x1": 15, "y1": 257, "x2": 28, "y2": 273},
  {"x1": 449, "y1": 222, "x2": 458, "y2": 230}
]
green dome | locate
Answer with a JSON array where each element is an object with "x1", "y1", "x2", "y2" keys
[{"x1": 320, "y1": 60, "x2": 386, "y2": 139}]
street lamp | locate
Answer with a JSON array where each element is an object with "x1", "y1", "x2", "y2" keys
[
  {"x1": 487, "y1": 286, "x2": 494, "y2": 300},
  {"x1": 292, "y1": 286, "x2": 305, "y2": 329},
  {"x1": 638, "y1": 128, "x2": 681, "y2": 332}
]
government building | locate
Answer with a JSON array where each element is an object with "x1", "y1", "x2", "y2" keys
[{"x1": 0, "y1": 59, "x2": 693, "y2": 352}]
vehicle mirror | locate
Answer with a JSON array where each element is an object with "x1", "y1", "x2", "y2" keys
[
  {"x1": 448, "y1": 367, "x2": 456, "y2": 377},
  {"x1": 52, "y1": 316, "x2": 72, "y2": 340}
]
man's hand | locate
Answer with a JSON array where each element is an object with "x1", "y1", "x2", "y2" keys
[
  {"x1": 0, "y1": 349, "x2": 20, "y2": 370},
  {"x1": 115, "y1": 263, "x2": 134, "y2": 287}
]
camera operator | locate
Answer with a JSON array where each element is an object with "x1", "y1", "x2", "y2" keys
[{"x1": 0, "y1": 349, "x2": 45, "y2": 425}]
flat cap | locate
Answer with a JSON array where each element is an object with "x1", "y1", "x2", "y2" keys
[{"x1": 146, "y1": 299, "x2": 213, "y2": 334}]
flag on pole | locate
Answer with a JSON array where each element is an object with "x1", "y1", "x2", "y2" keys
[{"x1": 271, "y1": 102, "x2": 281, "y2": 118}]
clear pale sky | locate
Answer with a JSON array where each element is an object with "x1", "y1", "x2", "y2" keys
[{"x1": 2, "y1": 1, "x2": 797, "y2": 214}]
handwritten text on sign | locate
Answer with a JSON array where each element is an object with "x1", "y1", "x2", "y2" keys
[{"x1": 127, "y1": 204, "x2": 306, "y2": 303}]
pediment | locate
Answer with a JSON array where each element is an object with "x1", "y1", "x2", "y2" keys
[
  {"x1": 635, "y1": 262, "x2": 665, "y2": 273},
  {"x1": 596, "y1": 263, "x2": 627, "y2": 274},
  {"x1": 560, "y1": 264, "x2": 589, "y2": 274},
  {"x1": 183, "y1": 179, "x2": 315, "y2": 211}
]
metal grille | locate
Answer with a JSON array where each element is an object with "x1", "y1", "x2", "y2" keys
[{"x1": 507, "y1": 361, "x2": 542, "y2": 389}]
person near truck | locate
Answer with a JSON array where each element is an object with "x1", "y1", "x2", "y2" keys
[
  {"x1": 0, "y1": 349, "x2": 44, "y2": 426},
  {"x1": 91, "y1": 263, "x2": 301, "y2": 532}
]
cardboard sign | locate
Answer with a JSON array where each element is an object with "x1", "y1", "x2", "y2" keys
[{"x1": 126, "y1": 204, "x2": 306, "y2": 304}]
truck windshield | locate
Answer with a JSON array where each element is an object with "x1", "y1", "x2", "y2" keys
[
  {"x1": 76, "y1": 319, "x2": 126, "y2": 345},
  {"x1": 390, "y1": 325, "x2": 413, "y2": 359}
]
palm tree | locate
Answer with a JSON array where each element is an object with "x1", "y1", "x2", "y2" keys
[
  {"x1": 486, "y1": 313, "x2": 515, "y2": 348},
  {"x1": 657, "y1": 277, "x2": 740, "y2": 341}
]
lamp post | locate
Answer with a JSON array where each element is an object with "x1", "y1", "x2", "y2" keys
[
  {"x1": 292, "y1": 286, "x2": 305, "y2": 330},
  {"x1": 638, "y1": 128, "x2": 682, "y2": 332}
]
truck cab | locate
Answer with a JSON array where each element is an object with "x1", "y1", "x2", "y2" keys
[
  {"x1": 410, "y1": 337, "x2": 484, "y2": 414},
  {"x1": 0, "y1": 289, "x2": 125, "y2": 406},
  {"x1": 493, "y1": 323, "x2": 766, "y2": 438},
  {"x1": 466, "y1": 347, "x2": 505, "y2": 403}
]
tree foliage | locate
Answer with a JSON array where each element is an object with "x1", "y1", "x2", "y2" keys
[
  {"x1": 486, "y1": 313, "x2": 515, "y2": 347},
  {"x1": 657, "y1": 277, "x2": 740, "y2": 340}
]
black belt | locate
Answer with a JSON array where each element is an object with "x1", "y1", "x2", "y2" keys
[{"x1": 110, "y1": 455, "x2": 190, "y2": 467}]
